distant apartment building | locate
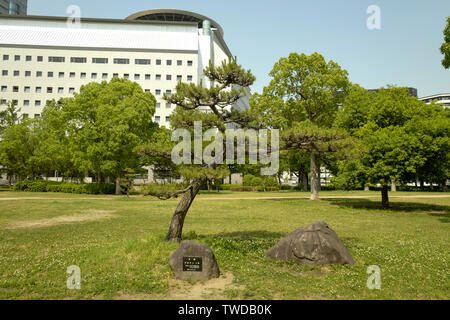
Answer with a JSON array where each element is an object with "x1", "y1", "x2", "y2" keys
[
  {"x1": 0, "y1": 0, "x2": 27, "y2": 15},
  {"x1": 368, "y1": 87, "x2": 418, "y2": 97},
  {"x1": 419, "y1": 93, "x2": 450, "y2": 108}
]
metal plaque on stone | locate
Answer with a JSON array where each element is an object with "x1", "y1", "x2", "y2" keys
[{"x1": 183, "y1": 257, "x2": 203, "y2": 272}]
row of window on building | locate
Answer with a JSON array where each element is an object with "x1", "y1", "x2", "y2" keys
[
  {"x1": 2, "y1": 112, "x2": 170, "y2": 123},
  {"x1": 1, "y1": 70, "x2": 193, "y2": 82},
  {"x1": 2, "y1": 54, "x2": 194, "y2": 66},
  {"x1": 1, "y1": 84, "x2": 176, "y2": 96}
]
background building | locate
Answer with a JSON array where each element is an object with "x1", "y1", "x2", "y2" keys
[
  {"x1": 0, "y1": 0, "x2": 27, "y2": 15},
  {"x1": 0, "y1": 9, "x2": 249, "y2": 127},
  {"x1": 419, "y1": 93, "x2": 450, "y2": 108},
  {"x1": 369, "y1": 87, "x2": 418, "y2": 97}
]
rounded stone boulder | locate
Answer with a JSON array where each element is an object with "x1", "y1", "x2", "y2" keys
[
  {"x1": 265, "y1": 221, "x2": 355, "y2": 266},
  {"x1": 169, "y1": 240, "x2": 220, "y2": 281}
]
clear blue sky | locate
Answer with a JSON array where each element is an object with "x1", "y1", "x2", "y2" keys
[{"x1": 28, "y1": 0, "x2": 450, "y2": 97}]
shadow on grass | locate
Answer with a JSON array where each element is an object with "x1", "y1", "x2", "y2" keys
[
  {"x1": 328, "y1": 198, "x2": 450, "y2": 223},
  {"x1": 184, "y1": 230, "x2": 286, "y2": 241}
]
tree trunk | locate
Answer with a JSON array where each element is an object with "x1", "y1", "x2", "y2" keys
[
  {"x1": 166, "y1": 179, "x2": 204, "y2": 242},
  {"x1": 115, "y1": 178, "x2": 121, "y2": 195},
  {"x1": 381, "y1": 185, "x2": 389, "y2": 209},
  {"x1": 310, "y1": 152, "x2": 320, "y2": 200},
  {"x1": 391, "y1": 180, "x2": 397, "y2": 192},
  {"x1": 301, "y1": 170, "x2": 308, "y2": 192},
  {"x1": 442, "y1": 181, "x2": 448, "y2": 193},
  {"x1": 364, "y1": 185, "x2": 370, "y2": 191}
]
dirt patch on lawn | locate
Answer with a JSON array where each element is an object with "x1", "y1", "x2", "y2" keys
[
  {"x1": 4, "y1": 210, "x2": 117, "y2": 230},
  {"x1": 114, "y1": 272, "x2": 244, "y2": 300}
]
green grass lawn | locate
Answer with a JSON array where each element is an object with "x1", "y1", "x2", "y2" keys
[{"x1": 0, "y1": 190, "x2": 448, "y2": 300}]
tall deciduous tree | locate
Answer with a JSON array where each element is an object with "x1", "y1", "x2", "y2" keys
[
  {"x1": 336, "y1": 86, "x2": 449, "y2": 207},
  {"x1": 139, "y1": 59, "x2": 255, "y2": 242},
  {"x1": 47, "y1": 78, "x2": 157, "y2": 192},
  {"x1": 252, "y1": 52, "x2": 351, "y2": 199},
  {"x1": 441, "y1": 17, "x2": 450, "y2": 69}
]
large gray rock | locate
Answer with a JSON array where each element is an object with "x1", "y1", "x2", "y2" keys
[
  {"x1": 169, "y1": 240, "x2": 220, "y2": 281},
  {"x1": 265, "y1": 221, "x2": 355, "y2": 266}
]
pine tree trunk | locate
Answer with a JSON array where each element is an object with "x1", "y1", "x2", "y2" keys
[
  {"x1": 310, "y1": 152, "x2": 320, "y2": 200},
  {"x1": 165, "y1": 179, "x2": 203, "y2": 242},
  {"x1": 381, "y1": 185, "x2": 389, "y2": 209}
]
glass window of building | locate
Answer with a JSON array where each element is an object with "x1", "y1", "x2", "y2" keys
[
  {"x1": 47, "y1": 72, "x2": 53, "y2": 78},
  {"x1": 187, "y1": 75, "x2": 193, "y2": 81},
  {"x1": 37, "y1": 56, "x2": 43, "y2": 62},
  {"x1": 47, "y1": 87, "x2": 53, "y2": 93},
  {"x1": 166, "y1": 116, "x2": 170, "y2": 122},
  {"x1": 156, "y1": 74, "x2": 161, "y2": 80},
  {"x1": 35, "y1": 100, "x2": 41, "y2": 106},
  {"x1": 135, "y1": 59, "x2": 151, "y2": 65},
  {"x1": 91, "y1": 73, "x2": 97, "y2": 79},
  {"x1": 81, "y1": 73, "x2": 86, "y2": 78},
  {"x1": 134, "y1": 74, "x2": 140, "y2": 80},
  {"x1": 156, "y1": 59, "x2": 162, "y2": 65},
  {"x1": 1, "y1": 86, "x2": 6, "y2": 92},
  {"x1": 2, "y1": 70, "x2": 7, "y2": 76},
  {"x1": 36, "y1": 71, "x2": 42, "y2": 77},
  {"x1": 155, "y1": 116, "x2": 160, "y2": 122},
  {"x1": 177, "y1": 75, "x2": 182, "y2": 81},
  {"x1": 155, "y1": 89, "x2": 161, "y2": 95},
  {"x1": 145, "y1": 74, "x2": 151, "y2": 80},
  {"x1": 14, "y1": 70, "x2": 19, "y2": 76},
  {"x1": 92, "y1": 58, "x2": 108, "y2": 64},
  {"x1": 70, "y1": 72, "x2": 76, "y2": 78},
  {"x1": 187, "y1": 60, "x2": 193, "y2": 66},
  {"x1": 26, "y1": 56, "x2": 32, "y2": 61},
  {"x1": 49, "y1": 57, "x2": 66, "y2": 63},
  {"x1": 166, "y1": 90, "x2": 172, "y2": 95},
  {"x1": 156, "y1": 103, "x2": 161, "y2": 108},
  {"x1": 102, "y1": 73, "x2": 108, "y2": 79},
  {"x1": 24, "y1": 100, "x2": 30, "y2": 106},
  {"x1": 177, "y1": 60, "x2": 182, "y2": 66},
  {"x1": 59, "y1": 72, "x2": 64, "y2": 78},
  {"x1": 58, "y1": 87, "x2": 64, "y2": 93},
  {"x1": 35, "y1": 87, "x2": 42, "y2": 93},
  {"x1": 70, "y1": 57, "x2": 86, "y2": 63},
  {"x1": 14, "y1": 55, "x2": 20, "y2": 61},
  {"x1": 3, "y1": 55, "x2": 9, "y2": 61},
  {"x1": 124, "y1": 74, "x2": 129, "y2": 79},
  {"x1": 114, "y1": 58, "x2": 130, "y2": 64},
  {"x1": 166, "y1": 75, "x2": 172, "y2": 81},
  {"x1": 13, "y1": 86, "x2": 19, "y2": 92},
  {"x1": 166, "y1": 103, "x2": 171, "y2": 109},
  {"x1": 0, "y1": 100, "x2": 6, "y2": 105},
  {"x1": 113, "y1": 73, "x2": 119, "y2": 78},
  {"x1": 167, "y1": 60, "x2": 172, "y2": 66},
  {"x1": 24, "y1": 87, "x2": 30, "y2": 93},
  {"x1": 69, "y1": 88, "x2": 75, "y2": 94},
  {"x1": 25, "y1": 71, "x2": 31, "y2": 77},
  {"x1": 34, "y1": 114, "x2": 40, "y2": 119}
]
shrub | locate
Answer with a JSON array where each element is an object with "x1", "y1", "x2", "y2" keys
[
  {"x1": 251, "y1": 176, "x2": 262, "y2": 187},
  {"x1": 13, "y1": 180, "x2": 115, "y2": 195},
  {"x1": 243, "y1": 174, "x2": 255, "y2": 187}
]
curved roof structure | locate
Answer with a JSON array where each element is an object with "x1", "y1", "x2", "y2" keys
[{"x1": 126, "y1": 9, "x2": 224, "y2": 37}]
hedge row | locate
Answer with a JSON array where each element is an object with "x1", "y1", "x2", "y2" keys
[{"x1": 13, "y1": 180, "x2": 115, "y2": 195}]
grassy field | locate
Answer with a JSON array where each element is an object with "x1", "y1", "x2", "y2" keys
[{"x1": 0, "y1": 189, "x2": 448, "y2": 300}]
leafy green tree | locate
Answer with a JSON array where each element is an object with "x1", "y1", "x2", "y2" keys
[
  {"x1": 139, "y1": 59, "x2": 255, "y2": 242},
  {"x1": 0, "y1": 100, "x2": 20, "y2": 136},
  {"x1": 441, "y1": 17, "x2": 450, "y2": 69},
  {"x1": 0, "y1": 120, "x2": 36, "y2": 183},
  {"x1": 336, "y1": 86, "x2": 449, "y2": 207},
  {"x1": 252, "y1": 52, "x2": 351, "y2": 200},
  {"x1": 45, "y1": 78, "x2": 157, "y2": 193}
]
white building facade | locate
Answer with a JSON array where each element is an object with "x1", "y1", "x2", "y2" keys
[
  {"x1": 419, "y1": 93, "x2": 450, "y2": 108},
  {"x1": 0, "y1": 9, "x2": 247, "y2": 127}
]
